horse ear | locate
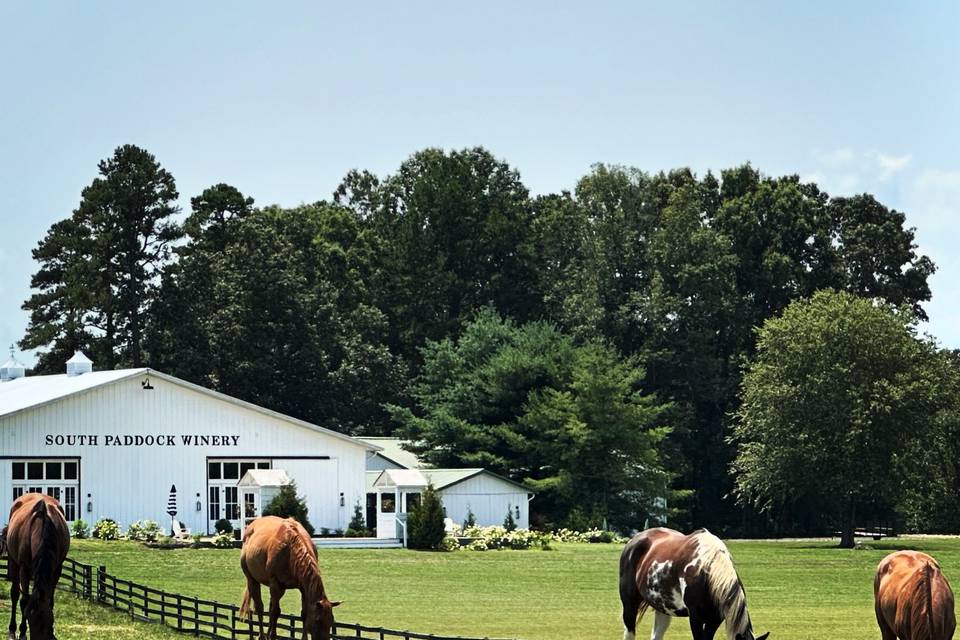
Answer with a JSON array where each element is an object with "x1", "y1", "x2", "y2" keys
[
  {"x1": 755, "y1": 633, "x2": 770, "y2": 640},
  {"x1": 330, "y1": 601, "x2": 343, "y2": 608}
]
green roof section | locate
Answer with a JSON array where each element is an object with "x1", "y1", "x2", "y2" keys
[{"x1": 358, "y1": 437, "x2": 427, "y2": 469}]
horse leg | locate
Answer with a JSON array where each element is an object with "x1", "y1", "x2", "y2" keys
[
  {"x1": 620, "y1": 596, "x2": 639, "y2": 639},
  {"x1": 650, "y1": 611, "x2": 671, "y2": 640},
  {"x1": 701, "y1": 619, "x2": 721, "y2": 640},
  {"x1": 249, "y1": 581, "x2": 267, "y2": 640},
  {"x1": 7, "y1": 565, "x2": 19, "y2": 640},
  {"x1": 267, "y1": 585, "x2": 284, "y2": 640},
  {"x1": 688, "y1": 615, "x2": 704, "y2": 640}
]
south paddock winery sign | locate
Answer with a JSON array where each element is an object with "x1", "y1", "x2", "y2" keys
[{"x1": 44, "y1": 434, "x2": 241, "y2": 447}]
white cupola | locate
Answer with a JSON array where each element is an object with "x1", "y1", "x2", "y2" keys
[
  {"x1": 0, "y1": 346, "x2": 25, "y2": 382},
  {"x1": 66, "y1": 351, "x2": 93, "y2": 377}
]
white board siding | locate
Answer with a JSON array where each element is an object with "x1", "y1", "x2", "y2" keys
[
  {"x1": 0, "y1": 373, "x2": 366, "y2": 534},
  {"x1": 439, "y1": 474, "x2": 530, "y2": 530}
]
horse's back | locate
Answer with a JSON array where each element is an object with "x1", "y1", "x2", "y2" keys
[
  {"x1": 876, "y1": 551, "x2": 956, "y2": 640},
  {"x1": 6, "y1": 493, "x2": 69, "y2": 566},
  {"x1": 241, "y1": 516, "x2": 315, "y2": 586}
]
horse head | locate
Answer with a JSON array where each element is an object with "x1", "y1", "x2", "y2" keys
[{"x1": 307, "y1": 597, "x2": 342, "y2": 640}]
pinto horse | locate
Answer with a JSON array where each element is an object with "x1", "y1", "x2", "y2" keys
[
  {"x1": 5, "y1": 493, "x2": 70, "y2": 640},
  {"x1": 239, "y1": 516, "x2": 341, "y2": 640},
  {"x1": 619, "y1": 528, "x2": 769, "y2": 640},
  {"x1": 875, "y1": 550, "x2": 956, "y2": 640}
]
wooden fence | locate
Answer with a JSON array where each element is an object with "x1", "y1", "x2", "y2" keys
[{"x1": 1, "y1": 557, "x2": 513, "y2": 640}]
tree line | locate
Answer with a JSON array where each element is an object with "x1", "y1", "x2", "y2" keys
[{"x1": 21, "y1": 144, "x2": 943, "y2": 535}]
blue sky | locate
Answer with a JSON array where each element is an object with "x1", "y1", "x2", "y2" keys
[{"x1": 1, "y1": 2, "x2": 958, "y2": 364}]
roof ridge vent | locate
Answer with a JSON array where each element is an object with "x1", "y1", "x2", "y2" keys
[
  {"x1": 1, "y1": 345, "x2": 25, "y2": 382},
  {"x1": 66, "y1": 351, "x2": 93, "y2": 377}
]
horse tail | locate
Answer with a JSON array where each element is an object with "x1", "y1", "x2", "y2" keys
[
  {"x1": 239, "y1": 587, "x2": 252, "y2": 620},
  {"x1": 619, "y1": 533, "x2": 652, "y2": 635},
  {"x1": 0, "y1": 524, "x2": 8, "y2": 557},
  {"x1": 31, "y1": 498, "x2": 60, "y2": 597}
]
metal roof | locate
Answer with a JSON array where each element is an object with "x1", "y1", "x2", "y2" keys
[
  {"x1": 369, "y1": 468, "x2": 534, "y2": 493},
  {"x1": 357, "y1": 437, "x2": 425, "y2": 469},
  {"x1": 0, "y1": 367, "x2": 379, "y2": 451},
  {"x1": 239, "y1": 469, "x2": 292, "y2": 488}
]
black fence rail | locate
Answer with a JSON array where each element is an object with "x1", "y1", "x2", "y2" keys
[{"x1": 1, "y1": 557, "x2": 512, "y2": 640}]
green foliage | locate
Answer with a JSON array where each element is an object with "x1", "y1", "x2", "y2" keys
[
  {"x1": 453, "y1": 526, "x2": 553, "y2": 551},
  {"x1": 462, "y1": 507, "x2": 477, "y2": 529},
  {"x1": 407, "y1": 483, "x2": 447, "y2": 550},
  {"x1": 732, "y1": 290, "x2": 958, "y2": 547},
  {"x1": 262, "y1": 482, "x2": 315, "y2": 536},
  {"x1": 125, "y1": 520, "x2": 162, "y2": 542},
  {"x1": 92, "y1": 519, "x2": 120, "y2": 540},
  {"x1": 345, "y1": 501, "x2": 367, "y2": 537},
  {"x1": 211, "y1": 532, "x2": 234, "y2": 548},
  {"x1": 393, "y1": 310, "x2": 671, "y2": 530},
  {"x1": 214, "y1": 519, "x2": 233, "y2": 535},
  {"x1": 70, "y1": 519, "x2": 90, "y2": 539},
  {"x1": 503, "y1": 505, "x2": 517, "y2": 532},
  {"x1": 22, "y1": 144, "x2": 182, "y2": 369}
]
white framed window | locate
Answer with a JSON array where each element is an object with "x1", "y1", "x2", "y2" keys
[{"x1": 11, "y1": 459, "x2": 80, "y2": 522}]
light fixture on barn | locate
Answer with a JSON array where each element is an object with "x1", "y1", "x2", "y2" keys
[
  {"x1": 86, "y1": 493, "x2": 93, "y2": 513},
  {"x1": 339, "y1": 492, "x2": 345, "y2": 507},
  {"x1": 141, "y1": 373, "x2": 154, "y2": 390},
  {"x1": 195, "y1": 492, "x2": 201, "y2": 511}
]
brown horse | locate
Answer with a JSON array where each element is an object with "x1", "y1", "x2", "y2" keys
[
  {"x1": 239, "y1": 516, "x2": 341, "y2": 640},
  {"x1": 5, "y1": 493, "x2": 70, "y2": 640},
  {"x1": 875, "y1": 550, "x2": 956, "y2": 640},
  {"x1": 619, "y1": 527, "x2": 769, "y2": 640}
]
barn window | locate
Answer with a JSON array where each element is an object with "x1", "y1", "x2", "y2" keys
[
  {"x1": 209, "y1": 486, "x2": 220, "y2": 520},
  {"x1": 64, "y1": 462, "x2": 77, "y2": 480},
  {"x1": 208, "y1": 462, "x2": 221, "y2": 480},
  {"x1": 10, "y1": 458, "x2": 80, "y2": 522},
  {"x1": 223, "y1": 463, "x2": 239, "y2": 480},
  {"x1": 27, "y1": 462, "x2": 43, "y2": 480},
  {"x1": 12, "y1": 462, "x2": 24, "y2": 480},
  {"x1": 46, "y1": 462, "x2": 62, "y2": 480}
]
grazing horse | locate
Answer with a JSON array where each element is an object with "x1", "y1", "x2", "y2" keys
[
  {"x1": 5, "y1": 493, "x2": 70, "y2": 640},
  {"x1": 239, "y1": 516, "x2": 341, "y2": 640},
  {"x1": 875, "y1": 550, "x2": 956, "y2": 640},
  {"x1": 619, "y1": 527, "x2": 769, "y2": 640}
]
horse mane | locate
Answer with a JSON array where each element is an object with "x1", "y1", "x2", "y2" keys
[
  {"x1": 284, "y1": 520, "x2": 326, "y2": 602},
  {"x1": 31, "y1": 498, "x2": 61, "y2": 597},
  {"x1": 693, "y1": 531, "x2": 750, "y2": 640}
]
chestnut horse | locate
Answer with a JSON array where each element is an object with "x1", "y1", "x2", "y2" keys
[
  {"x1": 5, "y1": 493, "x2": 70, "y2": 640},
  {"x1": 875, "y1": 550, "x2": 955, "y2": 640},
  {"x1": 620, "y1": 528, "x2": 769, "y2": 640},
  {"x1": 239, "y1": 516, "x2": 341, "y2": 640}
]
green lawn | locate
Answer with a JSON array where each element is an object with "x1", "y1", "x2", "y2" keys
[{"x1": 4, "y1": 537, "x2": 960, "y2": 639}]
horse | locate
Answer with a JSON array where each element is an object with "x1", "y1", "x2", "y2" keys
[
  {"x1": 239, "y1": 516, "x2": 341, "y2": 640},
  {"x1": 5, "y1": 492, "x2": 70, "y2": 640},
  {"x1": 875, "y1": 550, "x2": 956, "y2": 640},
  {"x1": 619, "y1": 527, "x2": 769, "y2": 640}
]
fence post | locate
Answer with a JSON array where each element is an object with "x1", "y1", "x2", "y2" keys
[
  {"x1": 97, "y1": 565, "x2": 106, "y2": 603},
  {"x1": 83, "y1": 564, "x2": 93, "y2": 600}
]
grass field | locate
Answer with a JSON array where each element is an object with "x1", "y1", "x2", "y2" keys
[{"x1": 4, "y1": 536, "x2": 960, "y2": 639}]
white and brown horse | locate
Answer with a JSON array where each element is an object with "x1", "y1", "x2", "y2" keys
[
  {"x1": 239, "y1": 516, "x2": 341, "y2": 640},
  {"x1": 875, "y1": 550, "x2": 955, "y2": 640},
  {"x1": 5, "y1": 492, "x2": 70, "y2": 640},
  {"x1": 619, "y1": 528, "x2": 768, "y2": 640}
]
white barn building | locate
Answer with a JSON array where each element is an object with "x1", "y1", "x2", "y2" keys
[
  {"x1": 360, "y1": 437, "x2": 534, "y2": 537},
  {"x1": 0, "y1": 355, "x2": 376, "y2": 536}
]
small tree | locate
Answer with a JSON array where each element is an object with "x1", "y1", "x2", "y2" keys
[
  {"x1": 262, "y1": 482, "x2": 315, "y2": 536},
  {"x1": 463, "y1": 506, "x2": 477, "y2": 529},
  {"x1": 407, "y1": 483, "x2": 446, "y2": 550},
  {"x1": 346, "y1": 501, "x2": 367, "y2": 537},
  {"x1": 503, "y1": 504, "x2": 517, "y2": 532}
]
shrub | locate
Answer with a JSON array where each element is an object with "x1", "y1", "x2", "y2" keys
[
  {"x1": 345, "y1": 501, "x2": 367, "y2": 537},
  {"x1": 214, "y1": 519, "x2": 233, "y2": 535},
  {"x1": 212, "y1": 532, "x2": 234, "y2": 548},
  {"x1": 463, "y1": 507, "x2": 477, "y2": 529},
  {"x1": 191, "y1": 533, "x2": 203, "y2": 545},
  {"x1": 262, "y1": 482, "x2": 315, "y2": 536},
  {"x1": 92, "y1": 518, "x2": 120, "y2": 540},
  {"x1": 156, "y1": 535, "x2": 173, "y2": 546},
  {"x1": 503, "y1": 505, "x2": 517, "y2": 532},
  {"x1": 407, "y1": 483, "x2": 446, "y2": 550},
  {"x1": 70, "y1": 519, "x2": 89, "y2": 539},
  {"x1": 126, "y1": 519, "x2": 162, "y2": 542},
  {"x1": 552, "y1": 527, "x2": 627, "y2": 544},
  {"x1": 459, "y1": 525, "x2": 553, "y2": 551}
]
